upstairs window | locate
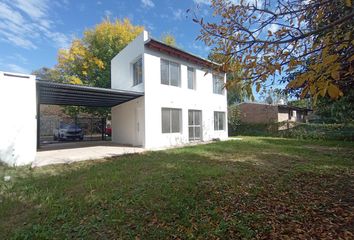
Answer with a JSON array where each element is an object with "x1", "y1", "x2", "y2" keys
[
  {"x1": 214, "y1": 111, "x2": 225, "y2": 131},
  {"x1": 187, "y1": 67, "x2": 196, "y2": 90},
  {"x1": 213, "y1": 74, "x2": 224, "y2": 94},
  {"x1": 161, "y1": 59, "x2": 181, "y2": 87},
  {"x1": 133, "y1": 57, "x2": 143, "y2": 86},
  {"x1": 162, "y1": 108, "x2": 182, "y2": 133}
]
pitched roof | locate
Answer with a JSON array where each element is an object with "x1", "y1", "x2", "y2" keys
[{"x1": 144, "y1": 38, "x2": 220, "y2": 69}]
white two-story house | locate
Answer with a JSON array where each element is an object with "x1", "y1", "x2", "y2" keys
[{"x1": 111, "y1": 31, "x2": 228, "y2": 149}]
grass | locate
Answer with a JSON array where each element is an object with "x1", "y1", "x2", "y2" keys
[{"x1": 1, "y1": 137, "x2": 353, "y2": 239}]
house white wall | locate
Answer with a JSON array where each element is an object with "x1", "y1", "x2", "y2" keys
[
  {"x1": 0, "y1": 72, "x2": 37, "y2": 166},
  {"x1": 111, "y1": 30, "x2": 228, "y2": 149},
  {"x1": 111, "y1": 31, "x2": 148, "y2": 92},
  {"x1": 111, "y1": 97, "x2": 145, "y2": 146},
  {"x1": 143, "y1": 48, "x2": 228, "y2": 149},
  {"x1": 111, "y1": 31, "x2": 148, "y2": 147}
]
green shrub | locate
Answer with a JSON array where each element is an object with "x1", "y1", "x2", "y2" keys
[
  {"x1": 228, "y1": 105, "x2": 241, "y2": 134},
  {"x1": 233, "y1": 122, "x2": 354, "y2": 141}
]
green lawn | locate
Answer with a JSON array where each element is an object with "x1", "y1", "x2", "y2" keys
[{"x1": 1, "y1": 137, "x2": 353, "y2": 239}]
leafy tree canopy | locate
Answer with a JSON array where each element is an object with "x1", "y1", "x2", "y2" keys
[
  {"x1": 314, "y1": 88, "x2": 354, "y2": 123},
  {"x1": 32, "y1": 67, "x2": 60, "y2": 81},
  {"x1": 33, "y1": 19, "x2": 143, "y2": 117},
  {"x1": 57, "y1": 18, "x2": 143, "y2": 88},
  {"x1": 193, "y1": 0, "x2": 354, "y2": 101},
  {"x1": 161, "y1": 33, "x2": 177, "y2": 46}
]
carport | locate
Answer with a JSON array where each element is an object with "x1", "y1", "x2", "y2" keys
[
  {"x1": 36, "y1": 80, "x2": 144, "y2": 149},
  {"x1": 1, "y1": 72, "x2": 146, "y2": 166}
]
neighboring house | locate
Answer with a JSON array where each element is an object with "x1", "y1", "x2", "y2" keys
[
  {"x1": 238, "y1": 102, "x2": 312, "y2": 124},
  {"x1": 110, "y1": 31, "x2": 228, "y2": 149}
]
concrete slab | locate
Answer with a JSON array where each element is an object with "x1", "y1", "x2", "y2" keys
[
  {"x1": 33, "y1": 141, "x2": 144, "y2": 168},
  {"x1": 33, "y1": 138, "x2": 238, "y2": 168}
]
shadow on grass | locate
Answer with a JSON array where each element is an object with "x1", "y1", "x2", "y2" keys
[
  {"x1": 0, "y1": 148, "x2": 280, "y2": 238},
  {"x1": 1, "y1": 138, "x2": 353, "y2": 239}
]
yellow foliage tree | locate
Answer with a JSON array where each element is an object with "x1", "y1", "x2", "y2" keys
[
  {"x1": 56, "y1": 19, "x2": 143, "y2": 88},
  {"x1": 161, "y1": 33, "x2": 177, "y2": 47},
  {"x1": 50, "y1": 19, "x2": 143, "y2": 116},
  {"x1": 193, "y1": 0, "x2": 354, "y2": 101}
]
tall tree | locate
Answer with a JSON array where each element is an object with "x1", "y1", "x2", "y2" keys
[
  {"x1": 32, "y1": 67, "x2": 61, "y2": 81},
  {"x1": 193, "y1": 0, "x2": 354, "y2": 101},
  {"x1": 161, "y1": 33, "x2": 177, "y2": 46},
  {"x1": 209, "y1": 52, "x2": 251, "y2": 104},
  {"x1": 314, "y1": 89, "x2": 354, "y2": 123},
  {"x1": 57, "y1": 19, "x2": 143, "y2": 88},
  {"x1": 47, "y1": 19, "x2": 143, "y2": 117}
]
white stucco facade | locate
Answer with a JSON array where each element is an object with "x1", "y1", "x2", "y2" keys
[
  {"x1": 0, "y1": 72, "x2": 37, "y2": 166},
  {"x1": 111, "y1": 31, "x2": 228, "y2": 149},
  {"x1": 0, "y1": 31, "x2": 227, "y2": 166}
]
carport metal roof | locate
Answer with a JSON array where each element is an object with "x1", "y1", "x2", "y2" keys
[{"x1": 37, "y1": 80, "x2": 144, "y2": 107}]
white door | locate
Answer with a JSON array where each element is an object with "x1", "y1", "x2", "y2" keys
[
  {"x1": 135, "y1": 107, "x2": 143, "y2": 146},
  {"x1": 188, "y1": 110, "x2": 202, "y2": 141}
]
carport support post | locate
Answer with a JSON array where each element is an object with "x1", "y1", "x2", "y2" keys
[
  {"x1": 101, "y1": 117, "x2": 105, "y2": 141},
  {"x1": 36, "y1": 89, "x2": 40, "y2": 149}
]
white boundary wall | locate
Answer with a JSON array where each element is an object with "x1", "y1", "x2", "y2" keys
[{"x1": 0, "y1": 72, "x2": 37, "y2": 166}]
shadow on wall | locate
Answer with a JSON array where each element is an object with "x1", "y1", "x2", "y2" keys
[
  {"x1": 168, "y1": 135, "x2": 186, "y2": 148},
  {"x1": 0, "y1": 141, "x2": 17, "y2": 167}
]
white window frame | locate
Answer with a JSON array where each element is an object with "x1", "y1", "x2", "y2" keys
[
  {"x1": 187, "y1": 67, "x2": 196, "y2": 90},
  {"x1": 161, "y1": 108, "x2": 182, "y2": 133},
  {"x1": 214, "y1": 111, "x2": 225, "y2": 131},
  {"x1": 213, "y1": 74, "x2": 224, "y2": 95},
  {"x1": 160, "y1": 59, "x2": 181, "y2": 87},
  {"x1": 132, "y1": 57, "x2": 143, "y2": 86}
]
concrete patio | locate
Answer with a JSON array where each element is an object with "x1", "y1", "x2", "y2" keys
[{"x1": 33, "y1": 141, "x2": 145, "y2": 167}]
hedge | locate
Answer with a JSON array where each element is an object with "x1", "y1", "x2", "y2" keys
[{"x1": 230, "y1": 122, "x2": 354, "y2": 141}]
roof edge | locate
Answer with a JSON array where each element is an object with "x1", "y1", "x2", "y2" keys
[
  {"x1": 144, "y1": 38, "x2": 221, "y2": 69},
  {"x1": 36, "y1": 80, "x2": 144, "y2": 96}
]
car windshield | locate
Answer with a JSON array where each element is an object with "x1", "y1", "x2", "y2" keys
[{"x1": 59, "y1": 123, "x2": 79, "y2": 129}]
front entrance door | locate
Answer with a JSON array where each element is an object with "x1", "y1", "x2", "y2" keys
[{"x1": 188, "y1": 110, "x2": 202, "y2": 141}]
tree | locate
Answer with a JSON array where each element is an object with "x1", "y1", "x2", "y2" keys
[
  {"x1": 208, "y1": 52, "x2": 251, "y2": 104},
  {"x1": 193, "y1": 0, "x2": 354, "y2": 101},
  {"x1": 161, "y1": 33, "x2": 177, "y2": 46},
  {"x1": 259, "y1": 87, "x2": 288, "y2": 105},
  {"x1": 227, "y1": 80, "x2": 251, "y2": 105},
  {"x1": 52, "y1": 19, "x2": 143, "y2": 117},
  {"x1": 288, "y1": 99, "x2": 312, "y2": 109},
  {"x1": 314, "y1": 89, "x2": 354, "y2": 123},
  {"x1": 228, "y1": 104, "x2": 241, "y2": 133},
  {"x1": 57, "y1": 19, "x2": 143, "y2": 88},
  {"x1": 31, "y1": 67, "x2": 61, "y2": 81}
]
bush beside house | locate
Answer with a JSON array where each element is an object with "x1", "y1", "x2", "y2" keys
[{"x1": 232, "y1": 122, "x2": 354, "y2": 141}]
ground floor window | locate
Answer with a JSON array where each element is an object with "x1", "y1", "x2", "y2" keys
[
  {"x1": 162, "y1": 108, "x2": 182, "y2": 133},
  {"x1": 214, "y1": 111, "x2": 225, "y2": 131}
]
